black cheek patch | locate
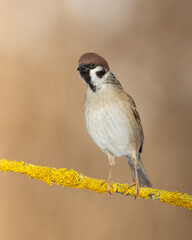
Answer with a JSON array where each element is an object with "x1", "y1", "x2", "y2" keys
[
  {"x1": 96, "y1": 69, "x2": 106, "y2": 78},
  {"x1": 80, "y1": 71, "x2": 97, "y2": 92},
  {"x1": 80, "y1": 71, "x2": 91, "y2": 84}
]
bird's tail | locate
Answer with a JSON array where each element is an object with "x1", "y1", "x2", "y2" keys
[{"x1": 124, "y1": 155, "x2": 152, "y2": 187}]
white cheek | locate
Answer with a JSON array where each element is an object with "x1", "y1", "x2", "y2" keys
[
  {"x1": 89, "y1": 66, "x2": 103, "y2": 83},
  {"x1": 89, "y1": 66, "x2": 110, "y2": 89}
]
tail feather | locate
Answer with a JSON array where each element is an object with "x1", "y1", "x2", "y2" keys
[{"x1": 125, "y1": 155, "x2": 152, "y2": 187}]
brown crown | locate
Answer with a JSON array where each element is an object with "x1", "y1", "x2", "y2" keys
[{"x1": 78, "y1": 53, "x2": 110, "y2": 71}]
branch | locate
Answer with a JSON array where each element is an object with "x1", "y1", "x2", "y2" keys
[{"x1": 0, "y1": 159, "x2": 191, "y2": 210}]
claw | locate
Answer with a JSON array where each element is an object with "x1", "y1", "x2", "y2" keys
[
  {"x1": 128, "y1": 179, "x2": 140, "y2": 199},
  {"x1": 107, "y1": 177, "x2": 113, "y2": 194},
  {"x1": 100, "y1": 177, "x2": 113, "y2": 194}
]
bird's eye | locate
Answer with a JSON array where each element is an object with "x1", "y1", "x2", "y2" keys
[{"x1": 90, "y1": 63, "x2": 96, "y2": 69}]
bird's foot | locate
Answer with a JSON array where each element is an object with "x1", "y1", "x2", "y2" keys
[
  {"x1": 107, "y1": 176, "x2": 113, "y2": 194},
  {"x1": 101, "y1": 177, "x2": 113, "y2": 194},
  {"x1": 128, "y1": 179, "x2": 140, "y2": 199}
]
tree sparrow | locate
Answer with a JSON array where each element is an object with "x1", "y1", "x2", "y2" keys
[{"x1": 77, "y1": 53, "x2": 152, "y2": 197}]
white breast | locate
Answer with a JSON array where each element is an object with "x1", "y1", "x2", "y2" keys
[{"x1": 85, "y1": 94, "x2": 134, "y2": 157}]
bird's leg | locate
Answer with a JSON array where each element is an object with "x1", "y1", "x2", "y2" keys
[
  {"x1": 129, "y1": 157, "x2": 140, "y2": 199},
  {"x1": 107, "y1": 165, "x2": 113, "y2": 192},
  {"x1": 107, "y1": 154, "x2": 115, "y2": 193}
]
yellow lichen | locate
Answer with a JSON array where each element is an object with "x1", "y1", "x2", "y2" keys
[{"x1": 0, "y1": 159, "x2": 191, "y2": 210}]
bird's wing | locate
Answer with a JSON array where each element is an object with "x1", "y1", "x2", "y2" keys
[{"x1": 123, "y1": 91, "x2": 144, "y2": 153}]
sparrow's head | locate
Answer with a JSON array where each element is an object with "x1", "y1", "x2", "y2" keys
[{"x1": 77, "y1": 52, "x2": 110, "y2": 92}]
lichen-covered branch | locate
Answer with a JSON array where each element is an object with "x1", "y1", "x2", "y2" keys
[{"x1": 0, "y1": 159, "x2": 191, "y2": 210}]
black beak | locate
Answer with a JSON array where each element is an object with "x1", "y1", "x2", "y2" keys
[{"x1": 77, "y1": 64, "x2": 88, "y2": 73}]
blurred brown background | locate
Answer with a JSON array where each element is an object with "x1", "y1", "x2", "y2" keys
[{"x1": 0, "y1": 0, "x2": 192, "y2": 239}]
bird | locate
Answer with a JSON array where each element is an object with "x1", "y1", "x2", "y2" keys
[{"x1": 77, "y1": 52, "x2": 152, "y2": 197}]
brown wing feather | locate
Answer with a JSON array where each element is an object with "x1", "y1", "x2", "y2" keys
[
  {"x1": 109, "y1": 75, "x2": 144, "y2": 153},
  {"x1": 123, "y1": 92, "x2": 144, "y2": 152}
]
